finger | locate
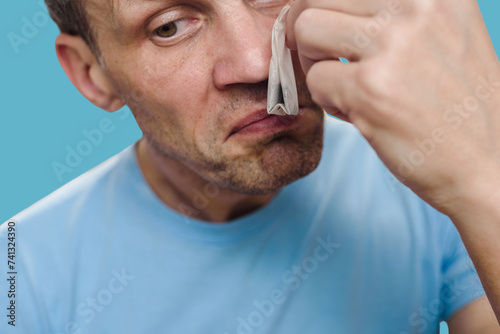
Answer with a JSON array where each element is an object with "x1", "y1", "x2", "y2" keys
[
  {"x1": 286, "y1": 0, "x2": 387, "y2": 50},
  {"x1": 306, "y1": 60, "x2": 357, "y2": 118},
  {"x1": 294, "y1": 9, "x2": 375, "y2": 73}
]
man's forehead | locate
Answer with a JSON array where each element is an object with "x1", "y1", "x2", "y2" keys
[{"x1": 85, "y1": 0, "x2": 145, "y2": 18}]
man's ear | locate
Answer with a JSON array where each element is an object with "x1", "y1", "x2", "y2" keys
[{"x1": 55, "y1": 34, "x2": 125, "y2": 112}]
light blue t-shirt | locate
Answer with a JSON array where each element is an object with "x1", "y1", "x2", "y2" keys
[{"x1": 0, "y1": 117, "x2": 484, "y2": 334}]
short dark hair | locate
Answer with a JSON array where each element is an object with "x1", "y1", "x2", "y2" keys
[{"x1": 45, "y1": 0, "x2": 98, "y2": 54}]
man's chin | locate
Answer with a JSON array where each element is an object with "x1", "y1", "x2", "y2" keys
[{"x1": 211, "y1": 124, "x2": 325, "y2": 196}]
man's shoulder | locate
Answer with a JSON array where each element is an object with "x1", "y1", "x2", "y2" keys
[{"x1": 3, "y1": 144, "x2": 137, "y2": 228}]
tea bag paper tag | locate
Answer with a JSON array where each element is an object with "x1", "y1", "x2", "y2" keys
[{"x1": 267, "y1": 5, "x2": 299, "y2": 116}]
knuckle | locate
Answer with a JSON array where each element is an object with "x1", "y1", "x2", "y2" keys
[
  {"x1": 377, "y1": 27, "x2": 399, "y2": 50},
  {"x1": 356, "y1": 61, "x2": 391, "y2": 102},
  {"x1": 355, "y1": 61, "x2": 398, "y2": 119}
]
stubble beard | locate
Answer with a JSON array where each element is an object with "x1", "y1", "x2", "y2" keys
[
  {"x1": 203, "y1": 112, "x2": 325, "y2": 195},
  {"x1": 140, "y1": 81, "x2": 326, "y2": 196},
  {"x1": 145, "y1": 111, "x2": 325, "y2": 196}
]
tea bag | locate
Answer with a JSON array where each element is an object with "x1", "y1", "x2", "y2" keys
[{"x1": 267, "y1": 5, "x2": 299, "y2": 116}]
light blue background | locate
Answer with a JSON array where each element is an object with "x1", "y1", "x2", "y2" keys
[{"x1": 1, "y1": 1, "x2": 499, "y2": 332}]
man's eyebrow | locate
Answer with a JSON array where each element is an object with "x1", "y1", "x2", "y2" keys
[
  {"x1": 122, "y1": 0, "x2": 173, "y2": 7},
  {"x1": 110, "y1": 0, "x2": 176, "y2": 34},
  {"x1": 112, "y1": 0, "x2": 176, "y2": 23}
]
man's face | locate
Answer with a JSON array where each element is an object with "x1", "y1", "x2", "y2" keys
[{"x1": 88, "y1": 0, "x2": 324, "y2": 194}]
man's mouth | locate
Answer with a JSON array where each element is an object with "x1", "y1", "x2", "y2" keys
[{"x1": 227, "y1": 109, "x2": 299, "y2": 140}]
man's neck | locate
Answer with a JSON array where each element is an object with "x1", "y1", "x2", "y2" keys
[{"x1": 135, "y1": 138, "x2": 276, "y2": 223}]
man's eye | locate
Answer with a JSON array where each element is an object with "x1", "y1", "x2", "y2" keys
[
  {"x1": 155, "y1": 22, "x2": 178, "y2": 38},
  {"x1": 153, "y1": 19, "x2": 190, "y2": 39}
]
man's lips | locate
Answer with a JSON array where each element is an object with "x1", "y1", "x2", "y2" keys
[
  {"x1": 227, "y1": 109, "x2": 299, "y2": 140},
  {"x1": 230, "y1": 110, "x2": 273, "y2": 135}
]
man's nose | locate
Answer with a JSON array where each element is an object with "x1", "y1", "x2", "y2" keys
[{"x1": 212, "y1": 7, "x2": 274, "y2": 89}]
